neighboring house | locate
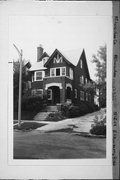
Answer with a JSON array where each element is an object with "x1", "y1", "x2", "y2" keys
[{"x1": 28, "y1": 44, "x2": 95, "y2": 106}]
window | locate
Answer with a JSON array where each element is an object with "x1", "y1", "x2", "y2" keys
[
  {"x1": 56, "y1": 68, "x2": 60, "y2": 76},
  {"x1": 69, "y1": 68, "x2": 73, "y2": 79},
  {"x1": 32, "y1": 89, "x2": 43, "y2": 98},
  {"x1": 50, "y1": 68, "x2": 55, "y2": 77},
  {"x1": 80, "y1": 60, "x2": 83, "y2": 69},
  {"x1": 62, "y1": 67, "x2": 66, "y2": 76},
  {"x1": 86, "y1": 93, "x2": 88, "y2": 101},
  {"x1": 47, "y1": 89, "x2": 52, "y2": 100},
  {"x1": 50, "y1": 67, "x2": 66, "y2": 77},
  {"x1": 75, "y1": 89, "x2": 77, "y2": 98},
  {"x1": 35, "y1": 71, "x2": 43, "y2": 81},
  {"x1": 80, "y1": 91, "x2": 84, "y2": 101},
  {"x1": 80, "y1": 75, "x2": 84, "y2": 84}
]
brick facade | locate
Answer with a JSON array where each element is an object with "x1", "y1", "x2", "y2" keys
[{"x1": 29, "y1": 47, "x2": 95, "y2": 106}]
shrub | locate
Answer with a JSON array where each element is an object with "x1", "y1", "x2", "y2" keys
[
  {"x1": 68, "y1": 105, "x2": 80, "y2": 118},
  {"x1": 45, "y1": 112, "x2": 65, "y2": 122},
  {"x1": 90, "y1": 114, "x2": 106, "y2": 136},
  {"x1": 21, "y1": 96, "x2": 44, "y2": 112}
]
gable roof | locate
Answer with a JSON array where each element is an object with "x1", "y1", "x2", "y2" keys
[
  {"x1": 29, "y1": 51, "x2": 49, "y2": 71},
  {"x1": 78, "y1": 49, "x2": 90, "y2": 79},
  {"x1": 44, "y1": 49, "x2": 75, "y2": 67},
  {"x1": 39, "y1": 52, "x2": 49, "y2": 62}
]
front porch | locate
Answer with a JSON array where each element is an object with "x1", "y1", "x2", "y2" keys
[{"x1": 44, "y1": 82, "x2": 73, "y2": 106}]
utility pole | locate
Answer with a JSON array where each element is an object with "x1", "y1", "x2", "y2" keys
[{"x1": 13, "y1": 44, "x2": 23, "y2": 127}]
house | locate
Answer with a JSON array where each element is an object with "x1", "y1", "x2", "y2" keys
[{"x1": 28, "y1": 45, "x2": 95, "y2": 106}]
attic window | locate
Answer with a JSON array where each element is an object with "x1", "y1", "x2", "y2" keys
[{"x1": 80, "y1": 60, "x2": 83, "y2": 69}]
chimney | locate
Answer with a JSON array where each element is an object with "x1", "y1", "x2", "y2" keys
[{"x1": 37, "y1": 44, "x2": 43, "y2": 62}]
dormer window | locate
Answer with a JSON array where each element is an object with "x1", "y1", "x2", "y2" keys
[{"x1": 80, "y1": 60, "x2": 83, "y2": 69}]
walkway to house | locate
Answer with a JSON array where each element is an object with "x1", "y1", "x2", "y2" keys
[{"x1": 35, "y1": 108, "x2": 106, "y2": 133}]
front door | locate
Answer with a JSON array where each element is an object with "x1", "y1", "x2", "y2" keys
[{"x1": 47, "y1": 86, "x2": 60, "y2": 105}]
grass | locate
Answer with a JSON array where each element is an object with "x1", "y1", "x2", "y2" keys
[
  {"x1": 14, "y1": 131, "x2": 106, "y2": 159},
  {"x1": 14, "y1": 122, "x2": 46, "y2": 131}
]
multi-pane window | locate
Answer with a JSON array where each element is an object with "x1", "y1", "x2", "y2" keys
[
  {"x1": 32, "y1": 89, "x2": 43, "y2": 98},
  {"x1": 51, "y1": 68, "x2": 55, "y2": 77},
  {"x1": 50, "y1": 67, "x2": 66, "y2": 77},
  {"x1": 69, "y1": 68, "x2": 73, "y2": 80},
  {"x1": 80, "y1": 91, "x2": 84, "y2": 101},
  {"x1": 86, "y1": 92, "x2": 88, "y2": 101},
  {"x1": 75, "y1": 89, "x2": 77, "y2": 98},
  {"x1": 62, "y1": 67, "x2": 66, "y2": 76},
  {"x1": 35, "y1": 71, "x2": 43, "y2": 81}
]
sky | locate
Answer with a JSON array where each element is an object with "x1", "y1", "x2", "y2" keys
[{"x1": 9, "y1": 2, "x2": 112, "y2": 80}]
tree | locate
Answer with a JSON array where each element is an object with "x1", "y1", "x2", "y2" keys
[
  {"x1": 91, "y1": 45, "x2": 107, "y2": 108},
  {"x1": 13, "y1": 59, "x2": 31, "y2": 112}
]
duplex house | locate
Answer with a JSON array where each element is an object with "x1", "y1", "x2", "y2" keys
[{"x1": 29, "y1": 45, "x2": 95, "y2": 106}]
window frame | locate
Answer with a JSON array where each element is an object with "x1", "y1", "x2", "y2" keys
[
  {"x1": 34, "y1": 71, "x2": 44, "y2": 81},
  {"x1": 50, "y1": 67, "x2": 66, "y2": 77},
  {"x1": 32, "y1": 89, "x2": 43, "y2": 98}
]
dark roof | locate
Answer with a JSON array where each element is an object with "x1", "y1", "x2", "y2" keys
[
  {"x1": 78, "y1": 49, "x2": 90, "y2": 79},
  {"x1": 39, "y1": 52, "x2": 49, "y2": 61}
]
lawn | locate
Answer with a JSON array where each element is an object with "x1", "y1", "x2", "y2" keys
[{"x1": 14, "y1": 130, "x2": 106, "y2": 159}]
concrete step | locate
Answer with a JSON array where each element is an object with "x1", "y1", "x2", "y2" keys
[
  {"x1": 34, "y1": 112, "x2": 51, "y2": 121},
  {"x1": 46, "y1": 106, "x2": 58, "y2": 112}
]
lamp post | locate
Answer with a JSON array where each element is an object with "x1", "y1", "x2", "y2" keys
[{"x1": 13, "y1": 44, "x2": 23, "y2": 127}]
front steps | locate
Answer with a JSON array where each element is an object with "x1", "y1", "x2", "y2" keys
[
  {"x1": 46, "y1": 105, "x2": 58, "y2": 112},
  {"x1": 34, "y1": 112, "x2": 51, "y2": 121},
  {"x1": 34, "y1": 105, "x2": 59, "y2": 121}
]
